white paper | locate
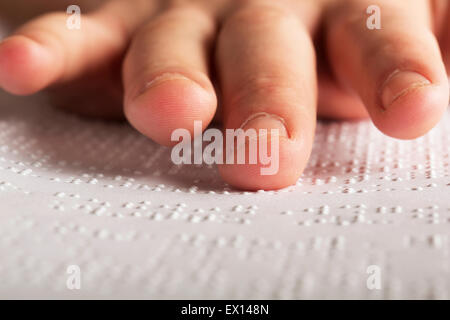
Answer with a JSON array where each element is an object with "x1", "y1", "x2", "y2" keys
[{"x1": 0, "y1": 89, "x2": 449, "y2": 299}]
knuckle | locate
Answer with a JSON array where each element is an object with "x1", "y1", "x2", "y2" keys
[
  {"x1": 228, "y1": 75, "x2": 299, "y2": 107},
  {"x1": 163, "y1": 0, "x2": 217, "y2": 20},
  {"x1": 225, "y1": 2, "x2": 296, "y2": 31},
  {"x1": 141, "y1": 5, "x2": 214, "y2": 34}
]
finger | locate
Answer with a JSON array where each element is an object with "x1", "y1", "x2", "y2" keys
[
  {"x1": 317, "y1": 73, "x2": 369, "y2": 119},
  {"x1": 326, "y1": 0, "x2": 449, "y2": 139},
  {"x1": 437, "y1": 1, "x2": 450, "y2": 74},
  {"x1": 216, "y1": 2, "x2": 317, "y2": 190},
  {"x1": 0, "y1": 0, "x2": 156, "y2": 95},
  {"x1": 316, "y1": 53, "x2": 369, "y2": 119},
  {"x1": 314, "y1": 29, "x2": 369, "y2": 119},
  {"x1": 123, "y1": 6, "x2": 217, "y2": 146}
]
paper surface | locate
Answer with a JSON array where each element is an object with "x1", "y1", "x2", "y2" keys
[{"x1": 0, "y1": 90, "x2": 449, "y2": 299}]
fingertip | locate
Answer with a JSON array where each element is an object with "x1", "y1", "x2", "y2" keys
[
  {"x1": 124, "y1": 74, "x2": 217, "y2": 146},
  {"x1": 0, "y1": 35, "x2": 57, "y2": 95},
  {"x1": 218, "y1": 113, "x2": 313, "y2": 191},
  {"x1": 218, "y1": 137, "x2": 307, "y2": 191},
  {"x1": 373, "y1": 81, "x2": 449, "y2": 139}
]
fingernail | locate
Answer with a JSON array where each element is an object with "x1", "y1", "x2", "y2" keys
[
  {"x1": 137, "y1": 72, "x2": 207, "y2": 98},
  {"x1": 240, "y1": 112, "x2": 289, "y2": 138},
  {"x1": 381, "y1": 70, "x2": 431, "y2": 109}
]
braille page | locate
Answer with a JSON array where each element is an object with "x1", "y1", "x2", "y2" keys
[{"x1": 0, "y1": 90, "x2": 449, "y2": 299}]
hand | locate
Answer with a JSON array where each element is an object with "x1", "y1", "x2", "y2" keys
[{"x1": 0, "y1": 0, "x2": 449, "y2": 190}]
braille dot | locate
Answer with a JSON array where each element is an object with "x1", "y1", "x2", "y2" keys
[
  {"x1": 393, "y1": 206, "x2": 403, "y2": 214},
  {"x1": 233, "y1": 205, "x2": 243, "y2": 212},
  {"x1": 123, "y1": 202, "x2": 134, "y2": 209},
  {"x1": 320, "y1": 206, "x2": 330, "y2": 215},
  {"x1": 152, "y1": 213, "x2": 163, "y2": 221},
  {"x1": 190, "y1": 216, "x2": 201, "y2": 223},
  {"x1": 96, "y1": 229, "x2": 109, "y2": 239},
  {"x1": 93, "y1": 207, "x2": 106, "y2": 216},
  {"x1": 170, "y1": 212, "x2": 180, "y2": 219}
]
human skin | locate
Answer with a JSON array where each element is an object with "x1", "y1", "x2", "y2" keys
[{"x1": 0, "y1": 0, "x2": 449, "y2": 190}]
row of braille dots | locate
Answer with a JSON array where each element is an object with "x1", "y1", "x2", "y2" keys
[
  {"x1": 120, "y1": 203, "x2": 258, "y2": 225},
  {"x1": 55, "y1": 177, "x2": 258, "y2": 194},
  {"x1": 403, "y1": 234, "x2": 449, "y2": 249},
  {"x1": 53, "y1": 193, "x2": 258, "y2": 225},
  {"x1": 53, "y1": 159, "x2": 148, "y2": 176},
  {"x1": 61, "y1": 173, "x2": 233, "y2": 194},
  {"x1": 123, "y1": 202, "x2": 257, "y2": 216},
  {"x1": 52, "y1": 221, "x2": 140, "y2": 242},
  {"x1": 370, "y1": 205, "x2": 448, "y2": 225},
  {"x1": 301, "y1": 165, "x2": 443, "y2": 191},
  {"x1": 0, "y1": 215, "x2": 36, "y2": 246},
  {"x1": 300, "y1": 177, "x2": 410, "y2": 195},
  {"x1": 152, "y1": 183, "x2": 293, "y2": 195},
  {"x1": 112, "y1": 179, "x2": 300, "y2": 195},
  {"x1": 176, "y1": 233, "x2": 346, "y2": 252},
  {"x1": 0, "y1": 179, "x2": 30, "y2": 194},
  {"x1": 299, "y1": 176, "x2": 339, "y2": 186},
  {"x1": 6, "y1": 163, "x2": 35, "y2": 177},
  {"x1": 282, "y1": 205, "x2": 402, "y2": 226},
  {"x1": 178, "y1": 233, "x2": 246, "y2": 248},
  {"x1": 296, "y1": 180, "x2": 397, "y2": 195},
  {"x1": 411, "y1": 205, "x2": 449, "y2": 224},
  {"x1": 339, "y1": 183, "x2": 405, "y2": 194},
  {"x1": 53, "y1": 193, "x2": 138, "y2": 217},
  {"x1": 45, "y1": 164, "x2": 371, "y2": 196},
  {"x1": 60, "y1": 174, "x2": 151, "y2": 190},
  {"x1": 407, "y1": 163, "x2": 444, "y2": 180},
  {"x1": 52, "y1": 193, "x2": 112, "y2": 214},
  {"x1": 306, "y1": 159, "x2": 372, "y2": 176},
  {"x1": 0, "y1": 256, "x2": 63, "y2": 289},
  {"x1": 406, "y1": 182, "x2": 439, "y2": 191},
  {"x1": 165, "y1": 236, "x2": 335, "y2": 269},
  {"x1": 3, "y1": 159, "x2": 36, "y2": 179}
]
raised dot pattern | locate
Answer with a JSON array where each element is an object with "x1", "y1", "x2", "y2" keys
[{"x1": 0, "y1": 91, "x2": 449, "y2": 299}]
